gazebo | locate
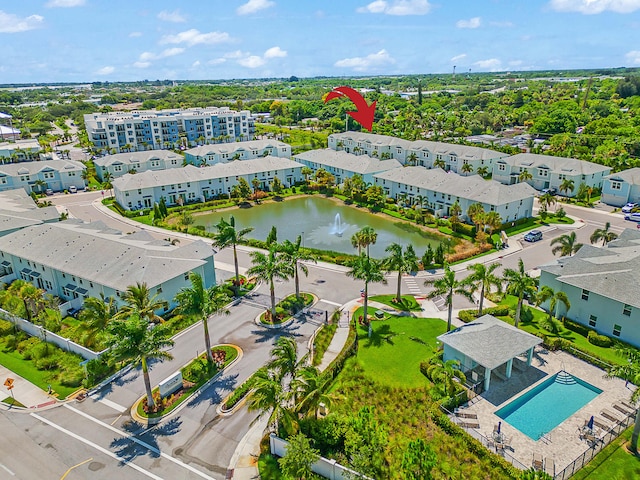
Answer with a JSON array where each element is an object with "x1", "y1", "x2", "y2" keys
[{"x1": 437, "y1": 315, "x2": 542, "y2": 391}]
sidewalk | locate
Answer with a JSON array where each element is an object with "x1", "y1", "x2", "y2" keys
[{"x1": 0, "y1": 364, "x2": 57, "y2": 411}]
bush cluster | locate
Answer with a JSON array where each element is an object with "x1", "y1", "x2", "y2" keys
[
  {"x1": 587, "y1": 330, "x2": 613, "y2": 348},
  {"x1": 458, "y1": 305, "x2": 510, "y2": 323}
]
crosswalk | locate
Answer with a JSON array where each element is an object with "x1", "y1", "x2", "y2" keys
[{"x1": 404, "y1": 276, "x2": 423, "y2": 296}]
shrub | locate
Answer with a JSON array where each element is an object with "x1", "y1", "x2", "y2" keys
[
  {"x1": 458, "y1": 310, "x2": 477, "y2": 323},
  {"x1": 3, "y1": 334, "x2": 18, "y2": 350},
  {"x1": 60, "y1": 369, "x2": 84, "y2": 387},
  {"x1": 18, "y1": 337, "x2": 40, "y2": 357},
  {"x1": 0, "y1": 319, "x2": 14, "y2": 336},
  {"x1": 458, "y1": 306, "x2": 509, "y2": 323},
  {"x1": 588, "y1": 330, "x2": 613, "y2": 348},
  {"x1": 35, "y1": 356, "x2": 59, "y2": 371},
  {"x1": 563, "y1": 318, "x2": 591, "y2": 337},
  {"x1": 84, "y1": 358, "x2": 113, "y2": 386}
]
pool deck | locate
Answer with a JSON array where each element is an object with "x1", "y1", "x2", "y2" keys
[{"x1": 453, "y1": 346, "x2": 635, "y2": 475}]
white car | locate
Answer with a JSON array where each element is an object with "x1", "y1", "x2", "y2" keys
[
  {"x1": 622, "y1": 203, "x2": 637, "y2": 214},
  {"x1": 68, "y1": 185, "x2": 77, "y2": 193},
  {"x1": 625, "y1": 212, "x2": 640, "y2": 222}
]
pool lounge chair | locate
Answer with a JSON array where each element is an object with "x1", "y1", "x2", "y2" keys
[
  {"x1": 544, "y1": 458, "x2": 555, "y2": 477},
  {"x1": 601, "y1": 408, "x2": 621, "y2": 423},
  {"x1": 593, "y1": 417, "x2": 610, "y2": 431},
  {"x1": 459, "y1": 421, "x2": 480, "y2": 429},
  {"x1": 532, "y1": 453, "x2": 544, "y2": 470},
  {"x1": 455, "y1": 411, "x2": 478, "y2": 419},
  {"x1": 620, "y1": 399, "x2": 637, "y2": 412},
  {"x1": 613, "y1": 402, "x2": 633, "y2": 416}
]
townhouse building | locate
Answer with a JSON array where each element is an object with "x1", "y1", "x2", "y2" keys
[
  {"x1": 492, "y1": 153, "x2": 611, "y2": 196},
  {"x1": 184, "y1": 139, "x2": 291, "y2": 166},
  {"x1": 0, "y1": 139, "x2": 42, "y2": 163},
  {"x1": 601, "y1": 168, "x2": 640, "y2": 207},
  {"x1": 84, "y1": 107, "x2": 255, "y2": 153},
  {"x1": 113, "y1": 156, "x2": 304, "y2": 210},
  {"x1": 0, "y1": 159, "x2": 86, "y2": 194},
  {"x1": 373, "y1": 167, "x2": 535, "y2": 222},
  {"x1": 0, "y1": 188, "x2": 60, "y2": 237},
  {"x1": 93, "y1": 150, "x2": 184, "y2": 182}
]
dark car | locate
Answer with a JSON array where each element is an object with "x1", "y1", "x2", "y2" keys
[{"x1": 524, "y1": 230, "x2": 543, "y2": 242}]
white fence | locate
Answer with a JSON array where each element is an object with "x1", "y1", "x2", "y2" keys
[
  {"x1": 0, "y1": 308, "x2": 103, "y2": 361},
  {"x1": 270, "y1": 434, "x2": 371, "y2": 480}
]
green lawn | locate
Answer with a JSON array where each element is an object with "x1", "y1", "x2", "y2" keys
[
  {"x1": 571, "y1": 428, "x2": 640, "y2": 480},
  {"x1": 353, "y1": 308, "x2": 447, "y2": 388},
  {"x1": 497, "y1": 295, "x2": 627, "y2": 366},
  {"x1": 369, "y1": 294, "x2": 422, "y2": 311}
]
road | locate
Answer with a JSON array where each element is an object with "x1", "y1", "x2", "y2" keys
[{"x1": 0, "y1": 193, "x2": 631, "y2": 479}]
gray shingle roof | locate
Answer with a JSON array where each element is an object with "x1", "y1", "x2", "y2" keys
[
  {"x1": 0, "y1": 159, "x2": 84, "y2": 176},
  {"x1": 93, "y1": 150, "x2": 183, "y2": 167},
  {"x1": 374, "y1": 166, "x2": 536, "y2": 204},
  {"x1": 497, "y1": 153, "x2": 610, "y2": 175},
  {"x1": 0, "y1": 221, "x2": 213, "y2": 291},
  {"x1": 331, "y1": 132, "x2": 413, "y2": 149},
  {"x1": 604, "y1": 167, "x2": 640, "y2": 185},
  {"x1": 409, "y1": 140, "x2": 510, "y2": 160},
  {"x1": 112, "y1": 156, "x2": 304, "y2": 190},
  {"x1": 185, "y1": 139, "x2": 289, "y2": 157},
  {"x1": 294, "y1": 149, "x2": 402, "y2": 174},
  {"x1": 0, "y1": 188, "x2": 59, "y2": 235},
  {"x1": 540, "y1": 228, "x2": 640, "y2": 308},
  {"x1": 437, "y1": 315, "x2": 541, "y2": 370}
]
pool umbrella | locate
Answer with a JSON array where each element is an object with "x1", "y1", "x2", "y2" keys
[
  {"x1": 587, "y1": 416, "x2": 594, "y2": 431},
  {"x1": 497, "y1": 421, "x2": 501, "y2": 434}
]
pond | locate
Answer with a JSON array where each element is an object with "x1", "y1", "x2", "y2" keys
[{"x1": 195, "y1": 196, "x2": 443, "y2": 258}]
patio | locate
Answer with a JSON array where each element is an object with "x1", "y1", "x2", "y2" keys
[{"x1": 452, "y1": 346, "x2": 635, "y2": 475}]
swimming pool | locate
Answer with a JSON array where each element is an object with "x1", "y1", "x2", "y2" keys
[{"x1": 495, "y1": 371, "x2": 602, "y2": 440}]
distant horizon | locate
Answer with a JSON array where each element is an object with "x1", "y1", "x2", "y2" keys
[{"x1": 2, "y1": 1, "x2": 640, "y2": 84}]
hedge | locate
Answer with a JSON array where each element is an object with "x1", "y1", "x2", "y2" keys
[
  {"x1": 458, "y1": 306, "x2": 510, "y2": 323},
  {"x1": 588, "y1": 331, "x2": 613, "y2": 348}
]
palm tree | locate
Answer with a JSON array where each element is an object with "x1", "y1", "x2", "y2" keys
[
  {"x1": 347, "y1": 253, "x2": 386, "y2": 338},
  {"x1": 551, "y1": 232, "x2": 582, "y2": 257},
  {"x1": 539, "y1": 191, "x2": 557, "y2": 213},
  {"x1": 212, "y1": 216, "x2": 254, "y2": 296},
  {"x1": 246, "y1": 245, "x2": 294, "y2": 318},
  {"x1": 279, "y1": 236, "x2": 317, "y2": 300},
  {"x1": 406, "y1": 152, "x2": 418, "y2": 166},
  {"x1": 502, "y1": 259, "x2": 538, "y2": 328},
  {"x1": 33, "y1": 179, "x2": 47, "y2": 194},
  {"x1": 476, "y1": 166, "x2": 489, "y2": 178},
  {"x1": 590, "y1": 222, "x2": 618, "y2": 246},
  {"x1": 424, "y1": 264, "x2": 473, "y2": 332},
  {"x1": 559, "y1": 178, "x2": 575, "y2": 197},
  {"x1": 292, "y1": 365, "x2": 335, "y2": 419},
  {"x1": 301, "y1": 166, "x2": 313, "y2": 186},
  {"x1": 116, "y1": 282, "x2": 168, "y2": 324},
  {"x1": 467, "y1": 203, "x2": 485, "y2": 231},
  {"x1": 174, "y1": 272, "x2": 230, "y2": 363},
  {"x1": 433, "y1": 158, "x2": 446, "y2": 170},
  {"x1": 427, "y1": 356, "x2": 466, "y2": 398},
  {"x1": 464, "y1": 262, "x2": 502, "y2": 315},
  {"x1": 606, "y1": 348, "x2": 640, "y2": 453},
  {"x1": 460, "y1": 163, "x2": 473, "y2": 176},
  {"x1": 269, "y1": 336, "x2": 301, "y2": 381},
  {"x1": 359, "y1": 226, "x2": 377, "y2": 257},
  {"x1": 106, "y1": 314, "x2": 174, "y2": 410},
  {"x1": 483, "y1": 211, "x2": 502, "y2": 235},
  {"x1": 78, "y1": 294, "x2": 118, "y2": 349},
  {"x1": 247, "y1": 366, "x2": 297, "y2": 437},
  {"x1": 518, "y1": 169, "x2": 533, "y2": 183},
  {"x1": 383, "y1": 243, "x2": 419, "y2": 303},
  {"x1": 535, "y1": 286, "x2": 570, "y2": 331}
]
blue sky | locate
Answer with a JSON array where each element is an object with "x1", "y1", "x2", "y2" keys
[{"x1": 1, "y1": 0, "x2": 640, "y2": 83}]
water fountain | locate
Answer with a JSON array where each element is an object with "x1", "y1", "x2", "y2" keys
[{"x1": 329, "y1": 213, "x2": 347, "y2": 237}]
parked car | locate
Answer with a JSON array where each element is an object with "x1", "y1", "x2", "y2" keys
[
  {"x1": 45, "y1": 188, "x2": 53, "y2": 196},
  {"x1": 524, "y1": 230, "x2": 543, "y2": 242},
  {"x1": 68, "y1": 185, "x2": 77, "y2": 193},
  {"x1": 621, "y1": 203, "x2": 638, "y2": 214},
  {"x1": 541, "y1": 187, "x2": 557, "y2": 195},
  {"x1": 624, "y1": 212, "x2": 640, "y2": 222}
]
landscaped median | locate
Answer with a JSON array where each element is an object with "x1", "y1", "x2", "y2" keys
[
  {"x1": 256, "y1": 293, "x2": 316, "y2": 328},
  {"x1": 132, "y1": 344, "x2": 242, "y2": 423}
]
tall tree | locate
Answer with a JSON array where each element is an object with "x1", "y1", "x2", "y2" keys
[
  {"x1": 559, "y1": 178, "x2": 575, "y2": 197},
  {"x1": 424, "y1": 264, "x2": 473, "y2": 332},
  {"x1": 590, "y1": 222, "x2": 618, "y2": 246},
  {"x1": 247, "y1": 245, "x2": 294, "y2": 318},
  {"x1": 116, "y1": 282, "x2": 167, "y2": 324},
  {"x1": 502, "y1": 259, "x2": 538, "y2": 328},
  {"x1": 347, "y1": 253, "x2": 386, "y2": 338},
  {"x1": 539, "y1": 191, "x2": 557, "y2": 213},
  {"x1": 279, "y1": 236, "x2": 317, "y2": 300},
  {"x1": 427, "y1": 357, "x2": 466, "y2": 398},
  {"x1": 212, "y1": 216, "x2": 254, "y2": 296},
  {"x1": 174, "y1": 272, "x2": 230, "y2": 363},
  {"x1": 536, "y1": 285, "x2": 571, "y2": 322},
  {"x1": 383, "y1": 243, "x2": 419, "y2": 303},
  {"x1": 464, "y1": 262, "x2": 502, "y2": 315},
  {"x1": 606, "y1": 348, "x2": 640, "y2": 453},
  {"x1": 278, "y1": 433, "x2": 320, "y2": 480},
  {"x1": 518, "y1": 169, "x2": 533, "y2": 183},
  {"x1": 106, "y1": 315, "x2": 174, "y2": 410},
  {"x1": 467, "y1": 203, "x2": 486, "y2": 232},
  {"x1": 551, "y1": 231, "x2": 583, "y2": 256},
  {"x1": 78, "y1": 294, "x2": 118, "y2": 349}
]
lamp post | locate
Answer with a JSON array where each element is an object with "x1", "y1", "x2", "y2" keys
[{"x1": 301, "y1": 231, "x2": 305, "y2": 249}]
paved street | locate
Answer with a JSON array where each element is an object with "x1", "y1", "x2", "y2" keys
[{"x1": 0, "y1": 193, "x2": 632, "y2": 479}]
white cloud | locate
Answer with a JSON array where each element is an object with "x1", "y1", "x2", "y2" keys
[
  {"x1": 357, "y1": 0, "x2": 431, "y2": 15},
  {"x1": 139, "y1": 52, "x2": 155, "y2": 61},
  {"x1": 224, "y1": 50, "x2": 247, "y2": 59},
  {"x1": 238, "y1": 55, "x2": 266, "y2": 68},
  {"x1": 46, "y1": 0, "x2": 85, "y2": 7},
  {"x1": 129, "y1": 31, "x2": 142, "y2": 38},
  {"x1": 264, "y1": 46, "x2": 287, "y2": 58},
  {"x1": 625, "y1": 50, "x2": 640, "y2": 64},
  {"x1": 136, "y1": 48, "x2": 185, "y2": 67},
  {"x1": 334, "y1": 49, "x2": 396, "y2": 71},
  {"x1": 549, "y1": 0, "x2": 640, "y2": 14},
  {"x1": 157, "y1": 9, "x2": 186, "y2": 23},
  {"x1": 160, "y1": 47, "x2": 184, "y2": 58},
  {"x1": 192, "y1": 60, "x2": 201, "y2": 67},
  {"x1": 451, "y1": 53, "x2": 467, "y2": 62},
  {"x1": 208, "y1": 58, "x2": 227, "y2": 65},
  {"x1": 508, "y1": 59, "x2": 524, "y2": 66},
  {"x1": 237, "y1": 0, "x2": 275, "y2": 15},
  {"x1": 160, "y1": 29, "x2": 231, "y2": 46},
  {"x1": 474, "y1": 58, "x2": 502, "y2": 71},
  {"x1": 0, "y1": 11, "x2": 44, "y2": 33},
  {"x1": 96, "y1": 66, "x2": 114, "y2": 75},
  {"x1": 133, "y1": 61, "x2": 151, "y2": 69},
  {"x1": 456, "y1": 17, "x2": 481, "y2": 28}
]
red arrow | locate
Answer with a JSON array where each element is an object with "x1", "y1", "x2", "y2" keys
[{"x1": 323, "y1": 86, "x2": 376, "y2": 132}]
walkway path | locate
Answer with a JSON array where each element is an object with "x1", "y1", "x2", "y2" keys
[{"x1": 0, "y1": 364, "x2": 57, "y2": 411}]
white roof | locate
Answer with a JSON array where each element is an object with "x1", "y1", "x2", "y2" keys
[
  {"x1": 294, "y1": 149, "x2": 402, "y2": 175},
  {"x1": 185, "y1": 139, "x2": 289, "y2": 157},
  {"x1": 94, "y1": 150, "x2": 183, "y2": 167},
  {"x1": 0, "y1": 159, "x2": 84, "y2": 176},
  {"x1": 497, "y1": 153, "x2": 611, "y2": 175}
]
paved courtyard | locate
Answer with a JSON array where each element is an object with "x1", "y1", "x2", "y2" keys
[{"x1": 453, "y1": 347, "x2": 634, "y2": 475}]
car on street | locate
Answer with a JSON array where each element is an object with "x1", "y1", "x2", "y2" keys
[
  {"x1": 621, "y1": 202, "x2": 638, "y2": 214},
  {"x1": 625, "y1": 212, "x2": 640, "y2": 222},
  {"x1": 524, "y1": 230, "x2": 543, "y2": 242},
  {"x1": 68, "y1": 185, "x2": 77, "y2": 193},
  {"x1": 541, "y1": 187, "x2": 557, "y2": 195},
  {"x1": 45, "y1": 188, "x2": 53, "y2": 196}
]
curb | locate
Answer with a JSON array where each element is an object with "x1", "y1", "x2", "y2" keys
[{"x1": 253, "y1": 293, "x2": 319, "y2": 329}]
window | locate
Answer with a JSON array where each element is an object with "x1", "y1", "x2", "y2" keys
[
  {"x1": 157, "y1": 287, "x2": 163, "y2": 294},
  {"x1": 613, "y1": 324, "x2": 622, "y2": 337},
  {"x1": 589, "y1": 315, "x2": 597, "y2": 327},
  {"x1": 623, "y1": 304, "x2": 632, "y2": 316},
  {"x1": 581, "y1": 289, "x2": 589, "y2": 301},
  {"x1": 498, "y1": 164, "x2": 506, "y2": 171},
  {"x1": 184, "y1": 273, "x2": 189, "y2": 280},
  {"x1": 538, "y1": 168, "x2": 548, "y2": 177},
  {"x1": 611, "y1": 181, "x2": 621, "y2": 190}
]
